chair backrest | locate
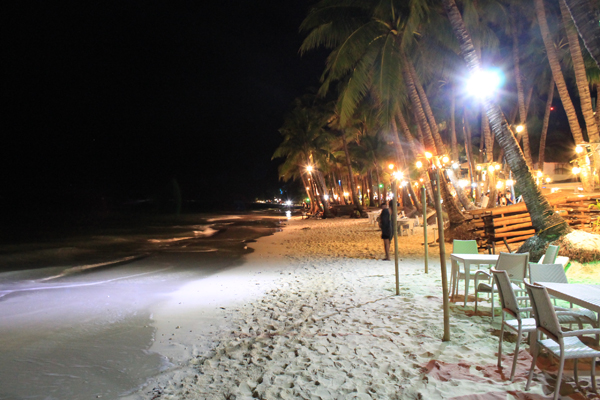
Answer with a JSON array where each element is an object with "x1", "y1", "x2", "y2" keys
[
  {"x1": 453, "y1": 239, "x2": 479, "y2": 255},
  {"x1": 540, "y1": 245, "x2": 559, "y2": 264},
  {"x1": 492, "y1": 268, "x2": 521, "y2": 318},
  {"x1": 528, "y1": 263, "x2": 568, "y2": 284},
  {"x1": 524, "y1": 281, "x2": 562, "y2": 341},
  {"x1": 495, "y1": 252, "x2": 529, "y2": 283}
]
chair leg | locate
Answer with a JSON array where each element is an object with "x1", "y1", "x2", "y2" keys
[
  {"x1": 511, "y1": 325, "x2": 522, "y2": 381},
  {"x1": 526, "y1": 331, "x2": 540, "y2": 391},
  {"x1": 553, "y1": 353, "x2": 566, "y2": 400},
  {"x1": 592, "y1": 356, "x2": 597, "y2": 392},
  {"x1": 498, "y1": 319, "x2": 505, "y2": 369},
  {"x1": 574, "y1": 358, "x2": 578, "y2": 387},
  {"x1": 490, "y1": 288, "x2": 495, "y2": 322},
  {"x1": 474, "y1": 288, "x2": 478, "y2": 314}
]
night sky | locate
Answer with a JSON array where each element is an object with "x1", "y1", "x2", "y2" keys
[{"x1": 3, "y1": 1, "x2": 325, "y2": 215}]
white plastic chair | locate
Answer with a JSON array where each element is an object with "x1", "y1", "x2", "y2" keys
[
  {"x1": 450, "y1": 240, "x2": 479, "y2": 300},
  {"x1": 474, "y1": 252, "x2": 529, "y2": 321},
  {"x1": 536, "y1": 244, "x2": 559, "y2": 264},
  {"x1": 528, "y1": 263, "x2": 598, "y2": 328},
  {"x1": 524, "y1": 282, "x2": 600, "y2": 400},
  {"x1": 492, "y1": 268, "x2": 536, "y2": 381}
]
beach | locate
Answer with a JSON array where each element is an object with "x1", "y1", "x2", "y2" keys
[
  {"x1": 1, "y1": 213, "x2": 597, "y2": 399},
  {"x1": 135, "y1": 217, "x2": 598, "y2": 400}
]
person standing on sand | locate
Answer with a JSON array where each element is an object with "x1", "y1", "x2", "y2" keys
[{"x1": 379, "y1": 201, "x2": 392, "y2": 260}]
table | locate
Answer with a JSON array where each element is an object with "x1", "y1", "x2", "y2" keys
[
  {"x1": 535, "y1": 282, "x2": 600, "y2": 316},
  {"x1": 450, "y1": 253, "x2": 500, "y2": 306}
]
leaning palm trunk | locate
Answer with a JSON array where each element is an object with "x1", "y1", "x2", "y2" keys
[
  {"x1": 447, "y1": 168, "x2": 475, "y2": 210},
  {"x1": 534, "y1": 0, "x2": 594, "y2": 191},
  {"x1": 563, "y1": 0, "x2": 600, "y2": 69},
  {"x1": 403, "y1": 56, "x2": 465, "y2": 224},
  {"x1": 538, "y1": 77, "x2": 555, "y2": 171},
  {"x1": 401, "y1": 117, "x2": 435, "y2": 206},
  {"x1": 442, "y1": 0, "x2": 571, "y2": 240},
  {"x1": 408, "y1": 59, "x2": 447, "y2": 155}
]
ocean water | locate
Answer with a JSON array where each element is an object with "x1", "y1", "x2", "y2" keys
[{"x1": 0, "y1": 210, "x2": 289, "y2": 287}]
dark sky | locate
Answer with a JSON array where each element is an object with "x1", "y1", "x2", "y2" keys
[{"x1": 3, "y1": 1, "x2": 325, "y2": 213}]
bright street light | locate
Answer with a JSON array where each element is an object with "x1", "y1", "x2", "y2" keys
[
  {"x1": 306, "y1": 165, "x2": 313, "y2": 172},
  {"x1": 466, "y1": 68, "x2": 504, "y2": 98},
  {"x1": 416, "y1": 161, "x2": 423, "y2": 169},
  {"x1": 515, "y1": 125, "x2": 524, "y2": 133}
]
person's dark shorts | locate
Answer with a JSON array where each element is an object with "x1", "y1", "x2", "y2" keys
[{"x1": 381, "y1": 233, "x2": 391, "y2": 240}]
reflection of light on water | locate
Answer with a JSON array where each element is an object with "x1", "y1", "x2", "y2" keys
[{"x1": 286, "y1": 211, "x2": 291, "y2": 219}]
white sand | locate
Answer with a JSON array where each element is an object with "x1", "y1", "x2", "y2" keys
[{"x1": 133, "y1": 217, "x2": 596, "y2": 400}]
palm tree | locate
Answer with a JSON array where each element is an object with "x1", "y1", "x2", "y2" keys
[
  {"x1": 441, "y1": 0, "x2": 571, "y2": 243},
  {"x1": 533, "y1": 0, "x2": 594, "y2": 191},
  {"x1": 274, "y1": 102, "x2": 336, "y2": 218},
  {"x1": 562, "y1": 0, "x2": 600, "y2": 69}
]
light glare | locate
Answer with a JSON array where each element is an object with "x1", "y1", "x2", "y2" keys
[{"x1": 467, "y1": 69, "x2": 504, "y2": 98}]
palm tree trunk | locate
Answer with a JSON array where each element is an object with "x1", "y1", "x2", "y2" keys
[
  {"x1": 539, "y1": 77, "x2": 555, "y2": 171},
  {"x1": 401, "y1": 111, "x2": 435, "y2": 206},
  {"x1": 534, "y1": 0, "x2": 594, "y2": 191},
  {"x1": 464, "y1": 109, "x2": 480, "y2": 202},
  {"x1": 562, "y1": 0, "x2": 600, "y2": 69},
  {"x1": 443, "y1": 0, "x2": 570, "y2": 239},
  {"x1": 408, "y1": 58, "x2": 448, "y2": 155},
  {"x1": 407, "y1": 181, "x2": 421, "y2": 211},
  {"x1": 375, "y1": 165, "x2": 382, "y2": 207},
  {"x1": 301, "y1": 173, "x2": 316, "y2": 213},
  {"x1": 560, "y1": 0, "x2": 600, "y2": 181},
  {"x1": 368, "y1": 170, "x2": 374, "y2": 207},
  {"x1": 403, "y1": 60, "x2": 465, "y2": 224},
  {"x1": 314, "y1": 169, "x2": 335, "y2": 218},
  {"x1": 560, "y1": 0, "x2": 600, "y2": 143},
  {"x1": 447, "y1": 168, "x2": 475, "y2": 210},
  {"x1": 482, "y1": 111, "x2": 494, "y2": 161},
  {"x1": 309, "y1": 175, "x2": 321, "y2": 213},
  {"x1": 341, "y1": 132, "x2": 366, "y2": 216},
  {"x1": 596, "y1": 84, "x2": 600, "y2": 128},
  {"x1": 511, "y1": 14, "x2": 534, "y2": 168},
  {"x1": 450, "y1": 85, "x2": 458, "y2": 162},
  {"x1": 403, "y1": 55, "x2": 435, "y2": 152}
]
